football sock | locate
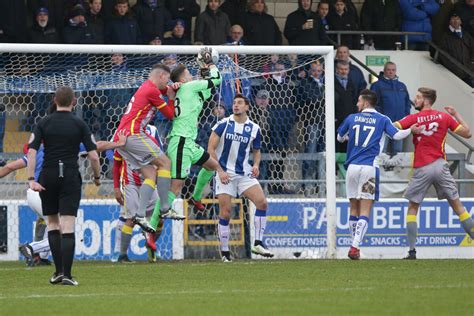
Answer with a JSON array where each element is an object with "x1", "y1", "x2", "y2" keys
[
  {"x1": 120, "y1": 225, "x2": 133, "y2": 255},
  {"x1": 459, "y1": 211, "x2": 474, "y2": 238},
  {"x1": 150, "y1": 199, "x2": 161, "y2": 230},
  {"x1": 192, "y1": 168, "x2": 214, "y2": 201},
  {"x1": 254, "y1": 209, "x2": 267, "y2": 243},
  {"x1": 30, "y1": 238, "x2": 50, "y2": 254},
  {"x1": 137, "y1": 179, "x2": 156, "y2": 217},
  {"x1": 349, "y1": 215, "x2": 359, "y2": 243},
  {"x1": 61, "y1": 233, "x2": 75, "y2": 279},
  {"x1": 114, "y1": 217, "x2": 126, "y2": 254},
  {"x1": 406, "y1": 215, "x2": 418, "y2": 251},
  {"x1": 34, "y1": 218, "x2": 47, "y2": 242},
  {"x1": 352, "y1": 216, "x2": 369, "y2": 249},
  {"x1": 218, "y1": 218, "x2": 230, "y2": 251},
  {"x1": 156, "y1": 170, "x2": 171, "y2": 211},
  {"x1": 48, "y1": 230, "x2": 62, "y2": 274}
]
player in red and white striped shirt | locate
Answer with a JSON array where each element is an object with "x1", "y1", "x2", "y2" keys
[{"x1": 395, "y1": 87, "x2": 473, "y2": 259}]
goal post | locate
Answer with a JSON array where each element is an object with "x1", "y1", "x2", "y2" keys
[{"x1": 0, "y1": 44, "x2": 336, "y2": 260}]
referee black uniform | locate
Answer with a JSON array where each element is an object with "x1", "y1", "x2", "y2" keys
[{"x1": 28, "y1": 86, "x2": 99, "y2": 286}]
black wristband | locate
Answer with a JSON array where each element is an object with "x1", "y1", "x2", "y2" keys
[
  {"x1": 27, "y1": 177, "x2": 35, "y2": 181},
  {"x1": 94, "y1": 176, "x2": 100, "y2": 179}
]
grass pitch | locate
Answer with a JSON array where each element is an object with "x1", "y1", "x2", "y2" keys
[{"x1": 0, "y1": 259, "x2": 473, "y2": 315}]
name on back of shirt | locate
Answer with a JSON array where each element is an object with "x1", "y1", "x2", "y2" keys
[
  {"x1": 355, "y1": 116, "x2": 377, "y2": 124},
  {"x1": 417, "y1": 114, "x2": 443, "y2": 123}
]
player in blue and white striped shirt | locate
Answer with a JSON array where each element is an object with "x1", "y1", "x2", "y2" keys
[
  {"x1": 209, "y1": 94, "x2": 274, "y2": 261},
  {"x1": 337, "y1": 89, "x2": 418, "y2": 259}
]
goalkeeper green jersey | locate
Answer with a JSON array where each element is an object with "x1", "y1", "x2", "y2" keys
[{"x1": 168, "y1": 67, "x2": 221, "y2": 140}]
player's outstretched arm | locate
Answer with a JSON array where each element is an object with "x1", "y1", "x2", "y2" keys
[
  {"x1": 96, "y1": 130, "x2": 128, "y2": 152},
  {"x1": 0, "y1": 158, "x2": 27, "y2": 178},
  {"x1": 445, "y1": 106, "x2": 472, "y2": 139}
]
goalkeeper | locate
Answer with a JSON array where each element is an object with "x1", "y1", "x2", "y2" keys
[{"x1": 148, "y1": 48, "x2": 229, "y2": 237}]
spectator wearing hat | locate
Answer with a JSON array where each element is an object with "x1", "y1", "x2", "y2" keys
[
  {"x1": 284, "y1": 0, "x2": 327, "y2": 46},
  {"x1": 28, "y1": 7, "x2": 60, "y2": 43},
  {"x1": 327, "y1": 0, "x2": 360, "y2": 49},
  {"x1": 133, "y1": 0, "x2": 171, "y2": 44},
  {"x1": 27, "y1": 0, "x2": 65, "y2": 33},
  {"x1": 63, "y1": 4, "x2": 97, "y2": 43},
  {"x1": 149, "y1": 35, "x2": 162, "y2": 45},
  {"x1": 163, "y1": 19, "x2": 191, "y2": 45},
  {"x1": 105, "y1": 0, "x2": 141, "y2": 44},
  {"x1": 439, "y1": 12, "x2": 474, "y2": 86},
  {"x1": 165, "y1": 0, "x2": 200, "y2": 41},
  {"x1": 195, "y1": 0, "x2": 231, "y2": 45},
  {"x1": 86, "y1": 0, "x2": 105, "y2": 43}
]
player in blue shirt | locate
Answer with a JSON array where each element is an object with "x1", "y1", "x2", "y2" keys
[
  {"x1": 337, "y1": 89, "x2": 419, "y2": 260},
  {"x1": 209, "y1": 94, "x2": 274, "y2": 262}
]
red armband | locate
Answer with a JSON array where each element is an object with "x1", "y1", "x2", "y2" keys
[{"x1": 159, "y1": 99, "x2": 175, "y2": 120}]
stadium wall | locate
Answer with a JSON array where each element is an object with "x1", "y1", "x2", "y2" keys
[{"x1": 1, "y1": 198, "x2": 472, "y2": 261}]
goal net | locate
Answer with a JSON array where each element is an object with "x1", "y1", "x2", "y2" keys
[{"x1": 0, "y1": 44, "x2": 335, "y2": 261}]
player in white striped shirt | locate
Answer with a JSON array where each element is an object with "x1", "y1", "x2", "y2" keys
[{"x1": 209, "y1": 94, "x2": 274, "y2": 262}]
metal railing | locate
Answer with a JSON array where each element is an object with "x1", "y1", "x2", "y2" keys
[
  {"x1": 427, "y1": 40, "x2": 474, "y2": 80},
  {"x1": 326, "y1": 30, "x2": 427, "y2": 50}
]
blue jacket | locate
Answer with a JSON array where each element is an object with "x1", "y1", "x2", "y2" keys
[
  {"x1": 370, "y1": 73, "x2": 411, "y2": 122},
  {"x1": 400, "y1": 0, "x2": 439, "y2": 42}
]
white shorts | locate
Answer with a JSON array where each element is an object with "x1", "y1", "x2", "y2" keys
[
  {"x1": 122, "y1": 184, "x2": 158, "y2": 218},
  {"x1": 346, "y1": 164, "x2": 380, "y2": 201},
  {"x1": 215, "y1": 172, "x2": 260, "y2": 197},
  {"x1": 27, "y1": 188, "x2": 43, "y2": 217}
]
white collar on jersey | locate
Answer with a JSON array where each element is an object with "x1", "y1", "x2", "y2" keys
[
  {"x1": 230, "y1": 114, "x2": 250, "y2": 124},
  {"x1": 362, "y1": 108, "x2": 377, "y2": 113}
]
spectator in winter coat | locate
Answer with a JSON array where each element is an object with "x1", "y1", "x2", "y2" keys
[
  {"x1": 242, "y1": 0, "x2": 282, "y2": 45},
  {"x1": 163, "y1": 18, "x2": 191, "y2": 45},
  {"x1": 400, "y1": 0, "x2": 439, "y2": 50},
  {"x1": 105, "y1": 0, "x2": 141, "y2": 44},
  {"x1": 327, "y1": 0, "x2": 360, "y2": 49},
  {"x1": 334, "y1": 60, "x2": 357, "y2": 153},
  {"x1": 220, "y1": 0, "x2": 247, "y2": 26},
  {"x1": 27, "y1": 0, "x2": 65, "y2": 32},
  {"x1": 284, "y1": 0, "x2": 327, "y2": 46},
  {"x1": 28, "y1": 7, "x2": 60, "y2": 43},
  {"x1": 195, "y1": 0, "x2": 231, "y2": 45},
  {"x1": 370, "y1": 62, "x2": 411, "y2": 154},
  {"x1": 453, "y1": 0, "x2": 474, "y2": 37},
  {"x1": 431, "y1": 0, "x2": 455, "y2": 45},
  {"x1": 165, "y1": 0, "x2": 200, "y2": 41},
  {"x1": 63, "y1": 4, "x2": 97, "y2": 43},
  {"x1": 86, "y1": 0, "x2": 105, "y2": 43},
  {"x1": 439, "y1": 12, "x2": 474, "y2": 86},
  {"x1": 318, "y1": 1, "x2": 330, "y2": 31},
  {"x1": 133, "y1": 0, "x2": 171, "y2": 44},
  {"x1": 335, "y1": 45, "x2": 367, "y2": 96},
  {"x1": 360, "y1": 0, "x2": 402, "y2": 50}
]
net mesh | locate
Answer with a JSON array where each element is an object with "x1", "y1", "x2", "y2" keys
[{"x1": 0, "y1": 48, "x2": 329, "y2": 260}]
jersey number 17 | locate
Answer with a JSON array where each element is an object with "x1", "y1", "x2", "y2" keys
[{"x1": 352, "y1": 124, "x2": 375, "y2": 147}]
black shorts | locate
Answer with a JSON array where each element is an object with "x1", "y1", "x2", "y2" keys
[{"x1": 39, "y1": 167, "x2": 82, "y2": 216}]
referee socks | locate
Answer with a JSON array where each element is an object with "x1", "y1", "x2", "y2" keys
[
  {"x1": 48, "y1": 230, "x2": 62, "y2": 275},
  {"x1": 62, "y1": 233, "x2": 75, "y2": 279}
]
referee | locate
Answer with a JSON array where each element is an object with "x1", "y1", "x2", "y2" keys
[{"x1": 27, "y1": 86, "x2": 101, "y2": 286}]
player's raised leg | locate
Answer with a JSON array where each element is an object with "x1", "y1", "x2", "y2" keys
[
  {"x1": 189, "y1": 168, "x2": 215, "y2": 211},
  {"x1": 243, "y1": 184, "x2": 274, "y2": 258}
]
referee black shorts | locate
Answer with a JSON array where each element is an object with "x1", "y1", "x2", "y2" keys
[{"x1": 39, "y1": 167, "x2": 82, "y2": 217}]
